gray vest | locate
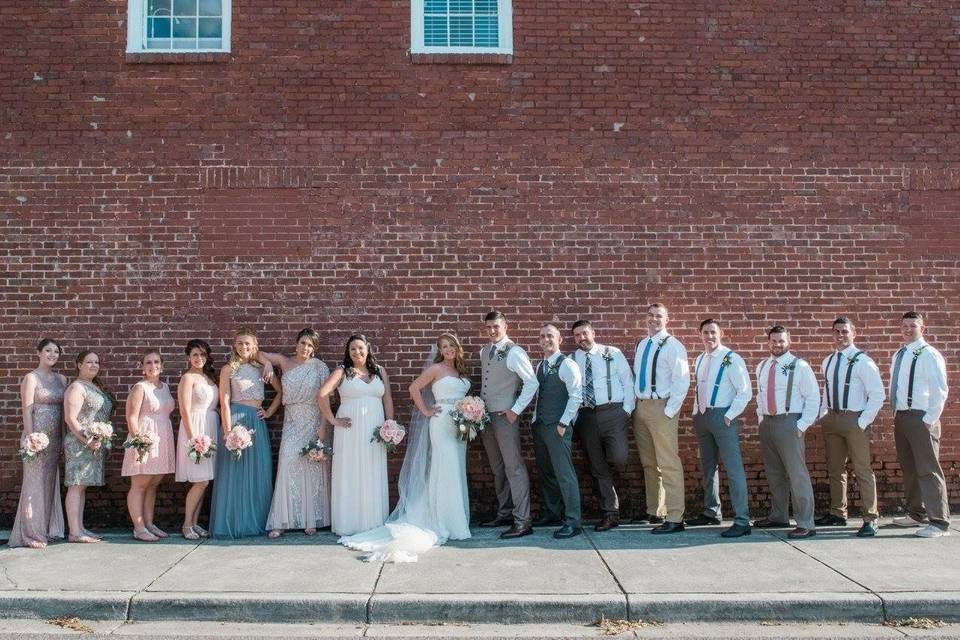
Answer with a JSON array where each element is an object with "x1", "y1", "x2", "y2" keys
[
  {"x1": 481, "y1": 342, "x2": 522, "y2": 413},
  {"x1": 535, "y1": 355, "x2": 569, "y2": 426}
]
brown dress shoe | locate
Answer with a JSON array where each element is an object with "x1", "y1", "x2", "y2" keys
[
  {"x1": 787, "y1": 527, "x2": 816, "y2": 539},
  {"x1": 594, "y1": 515, "x2": 620, "y2": 532},
  {"x1": 500, "y1": 524, "x2": 534, "y2": 539}
]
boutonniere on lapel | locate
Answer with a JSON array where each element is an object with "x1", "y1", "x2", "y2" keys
[
  {"x1": 495, "y1": 344, "x2": 513, "y2": 361},
  {"x1": 545, "y1": 359, "x2": 563, "y2": 376},
  {"x1": 657, "y1": 336, "x2": 670, "y2": 348},
  {"x1": 601, "y1": 347, "x2": 615, "y2": 363},
  {"x1": 780, "y1": 360, "x2": 797, "y2": 376},
  {"x1": 912, "y1": 345, "x2": 927, "y2": 358},
  {"x1": 721, "y1": 353, "x2": 733, "y2": 368},
  {"x1": 846, "y1": 352, "x2": 863, "y2": 365}
]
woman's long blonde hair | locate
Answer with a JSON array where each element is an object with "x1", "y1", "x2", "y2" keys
[
  {"x1": 228, "y1": 327, "x2": 263, "y2": 376},
  {"x1": 433, "y1": 333, "x2": 468, "y2": 377}
]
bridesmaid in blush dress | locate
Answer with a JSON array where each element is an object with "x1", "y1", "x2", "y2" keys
[
  {"x1": 319, "y1": 334, "x2": 393, "y2": 537},
  {"x1": 9, "y1": 338, "x2": 67, "y2": 549},
  {"x1": 122, "y1": 350, "x2": 176, "y2": 542},
  {"x1": 175, "y1": 339, "x2": 219, "y2": 540}
]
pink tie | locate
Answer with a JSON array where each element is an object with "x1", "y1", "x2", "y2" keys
[
  {"x1": 697, "y1": 354, "x2": 712, "y2": 412},
  {"x1": 765, "y1": 359, "x2": 778, "y2": 415}
]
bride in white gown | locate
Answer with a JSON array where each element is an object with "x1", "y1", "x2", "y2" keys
[{"x1": 339, "y1": 333, "x2": 472, "y2": 562}]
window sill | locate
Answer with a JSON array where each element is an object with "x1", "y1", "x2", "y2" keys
[
  {"x1": 125, "y1": 52, "x2": 232, "y2": 64},
  {"x1": 410, "y1": 52, "x2": 512, "y2": 65}
]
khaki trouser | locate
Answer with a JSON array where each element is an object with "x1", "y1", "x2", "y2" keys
[
  {"x1": 822, "y1": 410, "x2": 878, "y2": 521},
  {"x1": 894, "y1": 409, "x2": 951, "y2": 528},
  {"x1": 632, "y1": 398, "x2": 685, "y2": 522}
]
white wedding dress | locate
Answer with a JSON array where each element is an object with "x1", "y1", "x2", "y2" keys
[{"x1": 339, "y1": 375, "x2": 472, "y2": 562}]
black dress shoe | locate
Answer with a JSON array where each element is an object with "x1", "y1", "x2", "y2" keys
[
  {"x1": 533, "y1": 516, "x2": 563, "y2": 527},
  {"x1": 787, "y1": 527, "x2": 816, "y2": 539},
  {"x1": 684, "y1": 514, "x2": 722, "y2": 527},
  {"x1": 499, "y1": 524, "x2": 533, "y2": 539},
  {"x1": 480, "y1": 515, "x2": 514, "y2": 528},
  {"x1": 856, "y1": 521, "x2": 878, "y2": 538},
  {"x1": 631, "y1": 514, "x2": 665, "y2": 525},
  {"x1": 752, "y1": 518, "x2": 791, "y2": 529},
  {"x1": 651, "y1": 521, "x2": 685, "y2": 534},
  {"x1": 594, "y1": 515, "x2": 620, "y2": 532},
  {"x1": 814, "y1": 514, "x2": 847, "y2": 527},
  {"x1": 720, "y1": 524, "x2": 752, "y2": 538},
  {"x1": 553, "y1": 525, "x2": 583, "y2": 539}
]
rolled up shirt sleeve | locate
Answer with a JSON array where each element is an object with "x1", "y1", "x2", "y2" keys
[
  {"x1": 558, "y1": 359, "x2": 583, "y2": 427},
  {"x1": 857, "y1": 357, "x2": 885, "y2": 429},
  {"x1": 923, "y1": 350, "x2": 949, "y2": 425},
  {"x1": 664, "y1": 341, "x2": 690, "y2": 419},
  {"x1": 507, "y1": 347, "x2": 540, "y2": 415}
]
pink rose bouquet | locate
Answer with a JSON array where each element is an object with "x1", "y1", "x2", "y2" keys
[
  {"x1": 85, "y1": 421, "x2": 114, "y2": 449},
  {"x1": 187, "y1": 434, "x2": 216, "y2": 464},
  {"x1": 19, "y1": 432, "x2": 50, "y2": 462},
  {"x1": 224, "y1": 424, "x2": 256, "y2": 460},
  {"x1": 123, "y1": 432, "x2": 158, "y2": 464},
  {"x1": 300, "y1": 438, "x2": 333, "y2": 463},
  {"x1": 450, "y1": 396, "x2": 491, "y2": 442},
  {"x1": 371, "y1": 419, "x2": 406, "y2": 453}
]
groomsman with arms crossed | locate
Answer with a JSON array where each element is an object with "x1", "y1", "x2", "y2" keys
[
  {"x1": 889, "y1": 311, "x2": 951, "y2": 538},
  {"x1": 753, "y1": 326, "x2": 820, "y2": 539},
  {"x1": 570, "y1": 319, "x2": 635, "y2": 532},
  {"x1": 685, "y1": 319, "x2": 753, "y2": 538},
  {"x1": 632, "y1": 303, "x2": 690, "y2": 534},
  {"x1": 815, "y1": 317, "x2": 885, "y2": 538},
  {"x1": 479, "y1": 310, "x2": 540, "y2": 539},
  {"x1": 531, "y1": 324, "x2": 584, "y2": 539}
]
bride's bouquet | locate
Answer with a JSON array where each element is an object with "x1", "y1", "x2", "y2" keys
[
  {"x1": 19, "y1": 432, "x2": 50, "y2": 462},
  {"x1": 123, "y1": 432, "x2": 158, "y2": 464},
  {"x1": 371, "y1": 419, "x2": 406, "y2": 453},
  {"x1": 300, "y1": 437, "x2": 333, "y2": 463},
  {"x1": 450, "y1": 396, "x2": 490, "y2": 442},
  {"x1": 224, "y1": 423, "x2": 256, "y2": 460}
]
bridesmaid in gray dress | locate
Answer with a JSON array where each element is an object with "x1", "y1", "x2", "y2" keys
[
  {"x1": 9, "y1": 338, "x2": 67, "y2": 549},
  {"x1": 261, "y1": 328, "x2": 332, "y2": 538},
  {"x1": 62, "y1": 350, "x2": 115, "y2": 543}
]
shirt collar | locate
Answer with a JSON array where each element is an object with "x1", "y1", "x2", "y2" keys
[
  {"x1": 703, "y1": 344, "x2": 728, "y2": 357},
  {"x1": 649, "y1": 329, "x2": 669, "y2": 342},
  {"x1": 838, "y1": 344, "x2": 858, "y2": 356},
  {"x1": 906, "y1": 338, "x2": 927, "y2": 351},
  {"x1": 493, "y1": 337, "x2": 511, "y2": 349},
  {"x1": 584, "y1": 343, "x2": 602, "y2": 355},
  {"x1": 771, "y1": 350, "x2": 793, "y2": 365},
  {"x1": 543, "y1": 352, "x2": 563, "y2": 365}
]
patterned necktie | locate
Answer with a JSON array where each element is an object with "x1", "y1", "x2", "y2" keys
[
  {"x1": 637, "y1": 339, "x2": 653, "y2": 393},
  {"x1": 765, "y1": 358, "x2": 778, "y2": 415},
  {"x1": 831, "y1": 351, "x2": 842, "y2": 412},
  {"x1": 583, "y1": 353, "x2": 596, "y2": 408},
  {"x1": 697, "y1": 353, "x2": 712, "y2": 413},
  {"x1": 890, "y1": 347, "x2": 906, "y2": 412}
]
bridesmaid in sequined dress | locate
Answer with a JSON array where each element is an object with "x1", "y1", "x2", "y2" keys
[{"x1": 8, "y1": 338, "x2": 67, "y2": 549}]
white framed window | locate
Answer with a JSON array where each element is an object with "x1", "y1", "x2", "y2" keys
[
  {"x1": 126, "y1": 0, "x2": 231, "y2": 53},
  {"x1": 411, "y1": 0, "x2": 513, "y2": 55}
]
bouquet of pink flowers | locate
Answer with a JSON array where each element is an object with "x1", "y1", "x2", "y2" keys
[
  {"x1": 300, "y1": 438, "x2": 333, "y2": 463},
  {"x1": 19, "y1": 432, "x2": 50, "y2": 462},
  {"x1": 85, "y1": 421, "x2": 114, "y2": 449},
  {"x1": 450, "y1": 396, "x2": 490, "y2": 442},
  {"x1": 123, "y1": 432, "x2": 158, "y2": 464},
  {"x1": 187, "y1": 434, "x2": 216, "y2": 464},
  {"x1": 371, "y1": 419, "x2": 406, "y2": 453},
  {"x1": 224, "y1": 424, "x2": 256, "y2": 460}
]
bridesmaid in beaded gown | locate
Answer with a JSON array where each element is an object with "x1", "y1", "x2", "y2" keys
[
  {"x1": 62, "y1": 350, "x2": 115, "y2": 543},
  {"x1": 122, "y1": 350, "x2": 176, "y2": 542},
  {"x1": 261, "y1": 328, "x2": 332, "y2": 538},
  {"x1": 210, "y1": 328, "x2": 282, "y2": 539},
  {"x1": 9, "y1": 339, "x2": 67, "y2": 549}
]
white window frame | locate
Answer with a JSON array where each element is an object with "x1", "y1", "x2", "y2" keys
[
  {"x1": 126, "y1": 0, "x2": 231, "y2": 53},
  {"x1": 410, "y1": 0, "x2": 513, "y2": 55}
]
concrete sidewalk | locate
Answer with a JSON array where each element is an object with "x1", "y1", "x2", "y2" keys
[{"x1": 1, "y1": 518, "x2": 958, "y2": 625}]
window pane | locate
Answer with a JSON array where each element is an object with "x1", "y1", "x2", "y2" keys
[
  {"x1": 449, "y1": 15, "x2": 472, "y2": 45},
  {"x1": 147, "y1": 16, "x2": 171, "y2": 37},
  {"x1": 424, "y1": 0, "x2": 446, "y2": 13},
  {"x1": 474, "y1": 15, "x2": 498, "y2": 46},
  {"x1": 197, "y1": 17, "x2": 221, "y2": 38},
  {"x1": 173, "y1": 0, "x2": 197, "y2": 16},
  {"x1": 147, "y1": 0, "x2": 171, "y2": 16},
  {"x1": 475, "y1": 0, "x2": 497, "y2": 14},
  {"x1": 172, "y1": 16, "x2": 197, "y2": 37},
  {"x1": 198, "y1": 0, "x2": 221, "y2": 16},
  {"x1": 449, "y1": 0, "x2": 472, "y2": 14},
  {"x1": 424, "y1": 16, "x2": 447, "y2": 45}
]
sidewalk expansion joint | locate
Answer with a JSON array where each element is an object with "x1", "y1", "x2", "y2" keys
[
  {"x1": 366, "y1": 561, "x2": 386, "y2": 626},
  {"x1": 126, "y1": 538, "x2": 208, "y2": 622},
  {"x1": 583, "y1": 529, "x2": 630, "y2": 619}
]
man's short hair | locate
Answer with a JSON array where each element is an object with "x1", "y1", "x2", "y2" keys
[
  {"x1": 768, "y1": 325, "x2": 788, "y2": 337},
  {"x1": 648, "y1": 302, "x2": 668, "y2": 314},
  {"x1": 699, "y1": 318, "x2": 720, "y2": 331},
  {"x1": 571, "y1": 319, "x2": 592, "y2": 332},
  {"x1": 485, "y1": 310, "x2": 506, "y2": 323},
  {"x1": 833, "y1": 316, "x2": 854, "y2": 329},
  {"x1": 541, "y1": 323, "x2": 561, "y2": 334},
  {"x1": 902, "y1": 311, "x2": 924, "y2": 322}
]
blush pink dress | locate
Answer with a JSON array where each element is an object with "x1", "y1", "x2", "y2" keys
[{"x1": 121, "y1": 381, "x2": 176, "y2": 476}]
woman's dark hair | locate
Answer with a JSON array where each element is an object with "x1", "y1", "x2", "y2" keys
[
  {"x1": 341, "y1": 334, "x2": 381, "y2": 379},
  {"x1": 296, "y1": 328, "x2": 322, "y2": 358},
  {"x1": 75, "y1": 349, "x2": 116, "y2": 407},
  {"x1": 36, "y1": 338, "x2": 62, "y2": 354},
  {"x1": 184, "y1": 339, "x2": 216, "y2": 383}
]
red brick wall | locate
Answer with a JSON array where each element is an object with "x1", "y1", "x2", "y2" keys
[{"x1": 1, "y1": 0, "x2": 958, "y2": 526}]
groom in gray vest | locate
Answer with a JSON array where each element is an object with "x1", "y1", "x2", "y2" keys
[{"x1": 479, "y1": 310, "x2": 540, "y2": 539}]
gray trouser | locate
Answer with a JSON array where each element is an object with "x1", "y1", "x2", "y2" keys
[
  {"x1": 894, "y1": 409, "x2": 951, "y2": 529},
  {"x1": 693, "y1": 408, "x2": 750, "y2": 526},
  {"x1": 480, "y1": 412, "x2": 531, "y2": 526},
  {"x1": 574, "y1": 403, "x2": 630, "y2": 516},
  {"x1": 532, "y1": 420, "x2": 582, "y2": 527},
  {"x1": 759, "y1": 413, "x2": 815, "y2": 530}
]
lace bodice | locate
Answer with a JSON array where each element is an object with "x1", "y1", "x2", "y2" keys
[
  {"x1": 191, "y1": 375, "x2": 219, "y2": 411},
  {"x1": 137, "y1": 381, "x2": 175, "y2": 418},
  {"x1": 76, "y1": 380, "x2": 113, "y2": 425},
  {"x1": 431, "y1": 376, "x2": 470, "y2": 405},
  {"x1": 231, "y1": 363, "x2": 264, "y2": 401}
]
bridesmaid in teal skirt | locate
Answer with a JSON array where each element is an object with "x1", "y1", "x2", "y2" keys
[{"x1": 209, "y1": 328, "x2": 281, "y2": 539}]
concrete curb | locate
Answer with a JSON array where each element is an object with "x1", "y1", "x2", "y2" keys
[
  {"x1": 626, "y1": 592, "x2": 884, "y2": 622},
  {"x1": 0, "y1": 591, "x2": 132, "y2": 621},
  {"x1": 368, "y1": 593, "x2": 628, "y2": 624},
  {"x1": 129, "y1": 592, "x2": 368, "y2": 623},
  {"x1": 879, "y1": 592, "x2": 960, "y2": 622}
]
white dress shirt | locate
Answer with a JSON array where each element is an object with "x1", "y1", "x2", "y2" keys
[
  {"x1": 633, "y1": 330, "x2": 690, "y2": 419},
  {"x1": 889, "y1": 338, "x2": 948, "y2": 424},
  {"x1": 692, "y1": 345, "x2": 751, "y2": 421},
  {"x1": 533, "y1": 352, "x2": 583, "y2": 427},
  {"x1": 487, "y1": 337, "x2": 540, "y2": 415},
  {"x1": 572, "y1": 343, "x2": 635, "y2": 414},
  {"x1": 755, "y1": 352, "x2": 820, "y2": 431},
  {"x1": 818, "y1": 344, "x2": 885, "y2": 429}
]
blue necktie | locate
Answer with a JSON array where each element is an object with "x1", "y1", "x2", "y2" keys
[
  {"x1": 890, "y1": 347, "x2": 906, "y2": 412},
  {"x1": 637, "y1": 340, "x2": 653, "y2": 393}
]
